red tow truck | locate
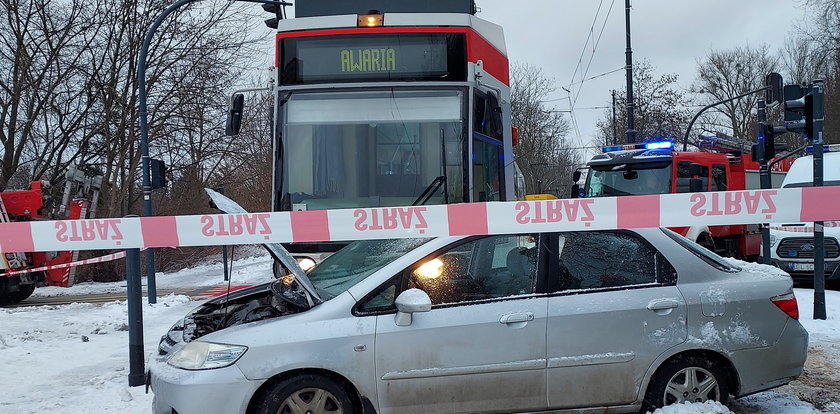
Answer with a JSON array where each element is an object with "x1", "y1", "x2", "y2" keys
[
  {"x1": 0, "y1": 166, "x2": 102, "y2": 305},
  {"x1": 577, "y1": 138, "x2": 793, "y2": 260}
]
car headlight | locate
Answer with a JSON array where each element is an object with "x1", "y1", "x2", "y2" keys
[
  {"x1": 296, "y1": 257, "x2": 317, "y2": 271},
  {"x1": 167, "y1": 341, "x2": 247, "y2": 370},
  {"x1": 769, "y1": 234, "x2": 778, "y2": 247}
]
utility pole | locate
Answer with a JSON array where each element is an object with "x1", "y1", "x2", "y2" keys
[
  {"x1": 812, "y1": 80, "x2": 826, "y2": 320},
  {"x1": 624, "y1": 0, "x2": 636, "y2": 143},
  {"x1": 612, "y1": 90, "x2": 617, "y2": 145},
  {"x1": 757, "y1": 98, "x2": 772, "y2": 263}
]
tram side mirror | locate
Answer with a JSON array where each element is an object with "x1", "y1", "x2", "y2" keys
[
  {"x1": 225, "y1": 93, "x2": 245, "y2": 136},
  {"x1": 572, "y1": 170, "x2": 581, "y2": 183}
]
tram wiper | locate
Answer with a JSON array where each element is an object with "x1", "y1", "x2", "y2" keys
[{"x1": 413, "y1": 176, "x2": 447, "y2": 206}]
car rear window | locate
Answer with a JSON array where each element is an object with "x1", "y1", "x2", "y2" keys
[{"x1": 661, "y1": 228, "x2": 741, "y2": 272}]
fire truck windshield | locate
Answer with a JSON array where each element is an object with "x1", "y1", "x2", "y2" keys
[
  {"x1": 280, "y1": 88, "x2": 465, "y2": 210},
  {"x1": 584, "y1": 164, "x2": 672, "y2": 197}
]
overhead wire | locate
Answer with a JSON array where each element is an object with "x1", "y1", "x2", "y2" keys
[
  {"x1": 540, "y1": 67, "x2": 624, "y2": 103},
  {"x1": 565, "y1": 0, "x2": 605, "y2": 148},
  {"x1": 572, "y1": 0, "x2": 618, "y2": 108}
]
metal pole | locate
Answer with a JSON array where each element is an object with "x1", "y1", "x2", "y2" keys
[
  {"x1": 624, "y1": 0, "x2": 636, "y2": 143},
  {"x1": 812, "y1": 80, "x2": 826, "y2": 320},
  {"x1": 222, "y1": 246, "x2": 229, "y2": 282},
  {"x1": 138, "y1": 0, "x2": 201, "y2": 305},
  {"x1": 682, "y1": 87, "x2": 768, "y2": 151},
  {"x1": 137, "y1": 0, "x2": 289, "y2": 304},
  {"x1": 612, "y1": 90, "x2": 617, "y2": 145},
  {"x1": 757, "y1": 99, "x2": 772, "y2": 264},
  {"x1": 126, "y1": 245, "x2": 145, "y2": 387}
]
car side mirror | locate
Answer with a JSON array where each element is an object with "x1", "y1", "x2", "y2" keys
[
  {"x1": 394, "y1": 288, "x2": 431, "y2": 326},
  {"x1": 572, "y1": 170, "x2": 581, "y2": 182},
  {"x1": 225, "y1": 93, "x2": 245, "y2": 136}
]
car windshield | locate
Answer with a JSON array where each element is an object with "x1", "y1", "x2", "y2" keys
[
  {"x1": 661, "y1": 228, "x2": 741, "y2": 272},
  {"x1": 306, "y1": 238, "x2": 432, "y2": 298},
  {"x1": 585, "y1": 164, "x2": 672, "y2": 197}
]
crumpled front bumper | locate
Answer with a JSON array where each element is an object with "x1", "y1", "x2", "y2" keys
[{"x1": 149, "y1": 357, "x2": 263, "y2": 414}]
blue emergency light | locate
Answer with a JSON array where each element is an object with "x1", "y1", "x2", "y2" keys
[
  {"x1": 645, "y1": 141, "x2": 674, "y2": 150},
  {"x1": 602, "y1": 141, "x2": 674, "y2": 153}
]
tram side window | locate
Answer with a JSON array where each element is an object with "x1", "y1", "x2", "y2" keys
[
  {"x1": 474, "y1": 91, "x2": 503, "y2": 140},
  {"x1": 675, "y1": 161, "x2": 709, "y2": 193}
]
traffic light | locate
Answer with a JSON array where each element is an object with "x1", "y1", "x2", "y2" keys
[
  {"x1": 762, "y1": 126, "x2": 791, "y2": 159},
  {"x1": 765, "y1": 72, "x2": 783, "y2": 105},
  {"x1": 150, "y1": 158, "x2": 167, "y2": 190},
  {"x1": 263, "y1": 3, "x2": 280, "y2": 28},
  {"x1": 783, "y1": 84, "x2": 813, "y2": 135}
]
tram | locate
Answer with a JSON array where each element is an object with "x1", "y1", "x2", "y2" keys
[{"x1": 231, "y1": 0, "x2": 517, "y2": 264}]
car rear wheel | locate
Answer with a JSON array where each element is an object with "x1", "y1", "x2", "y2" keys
[
  {"x1": 254, "y1": 374, "x2": 354, "y2": 414},
  {"x1": 643, "y1": 356, "x2": 729, "y2": 411}
]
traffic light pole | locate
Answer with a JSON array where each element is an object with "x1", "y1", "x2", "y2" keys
[
  {"x1": 757, "y1": 99, "x2": 772, "y2": 263},
  {"x1": 812, "y1": 80, "x2": 826, "y2": 320}
]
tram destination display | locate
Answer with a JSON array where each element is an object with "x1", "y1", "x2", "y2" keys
[{"x1": 281, "y1": 33, "x2": 466, "y2": 84}]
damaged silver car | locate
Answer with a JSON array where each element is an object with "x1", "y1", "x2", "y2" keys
[{"x1": 150, "y1": 224, "x2": 807, "y2": 414}]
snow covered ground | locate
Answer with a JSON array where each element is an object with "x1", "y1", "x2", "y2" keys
[{"x1": 1, "y1": 254, "x2": 838, "y2": 414}]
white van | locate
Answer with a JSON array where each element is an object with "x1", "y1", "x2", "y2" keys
[{"x1": 768, "y1": 150, "x2": 840, "y2": 284}]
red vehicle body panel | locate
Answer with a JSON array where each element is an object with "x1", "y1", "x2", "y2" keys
[{"x1": 1, "y1": 182, "x2": 82, "y2": 287}]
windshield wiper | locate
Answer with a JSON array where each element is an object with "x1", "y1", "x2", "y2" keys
[{"x1": 413, "y1": 176, "x2": 447, "y2": 206}]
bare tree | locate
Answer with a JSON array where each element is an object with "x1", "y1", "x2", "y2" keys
[
  {"x1": 594, "y1": 60, "x2": 691, "y2": 147},
  {"x1": 797, "y1": 0, "x2": 840, "y2": 144},
  {"x1": 692, "y1": 45, "x2": 778, "y2": 141},
  {"x1": 0, "y1": 0, "x2": 101, "y2": 191},
  {"x1": 510, "y1": 62, "x2": 579, "y2": 197}
]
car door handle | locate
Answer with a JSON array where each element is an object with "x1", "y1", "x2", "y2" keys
[
  {"x1": 647, "y1": 299, "x2": 680, "y2": 313},
  {"x1": 500, "y1": 312, "x2": 534, "y2": 324}
]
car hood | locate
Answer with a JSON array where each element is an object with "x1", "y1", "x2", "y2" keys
[{"x1": 206, "y1": 188, "x2": 322, "y2": 305}]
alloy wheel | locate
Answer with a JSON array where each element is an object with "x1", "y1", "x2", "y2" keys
[
  {"x1": 663, "y1": 366, "x2": 721, "y2": 405},
  {"x1": 278, "y1": 387, "x2": 344, "y2": 414}
]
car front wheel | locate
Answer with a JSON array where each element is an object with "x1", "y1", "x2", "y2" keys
[
  {"x1": 643, "y1": 356, "x2": 729, "y2": 411},
  {"x1": 254, "y1": 374, "x2": 355, "y2": 414}
]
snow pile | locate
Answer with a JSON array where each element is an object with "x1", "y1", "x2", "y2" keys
[
  {"x1": 730, "y1": 391, "x2": 825, "y2": 414},
  {"x1": 647, "y1": 401, "x2": 733, "y2": 414},
  {"x1": 0, "y1": 294, "x2": 196, "y2": 413},
  {"x1": 724, "y1": 257, "x2": 791, "y2": 279},
  {"x1": 794, "y1": 288, "x2": 840, "y2": 340},
  {"x1": 33, "y1": 254, "x2": 275, "y2": 297}
]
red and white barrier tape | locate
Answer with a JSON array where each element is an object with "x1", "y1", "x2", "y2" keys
[
  {"x1": 0, "y1": 251, "x2": 126, "y2": 277},
  {"x1": 1, "y1": 187, "x2": 839, "y2": 254},
  {"x1": 769, "y1": 221, "x2": 840, "y2": 233}
]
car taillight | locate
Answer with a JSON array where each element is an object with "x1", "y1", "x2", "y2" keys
[{"x1": 771, "y1": 292, "x2": 799, "y2": 320}]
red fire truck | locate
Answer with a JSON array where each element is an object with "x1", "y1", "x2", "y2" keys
[
  {"x1": 578, "y1": 138, "x2": 793, "y2": 260},
  {"x1": 0, "y1": 166, "x2": 102, "y2": 305}
]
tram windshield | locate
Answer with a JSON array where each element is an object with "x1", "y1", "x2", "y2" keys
[{"x1": 281, "y1": 89, "x2": 466, "y2": 210}]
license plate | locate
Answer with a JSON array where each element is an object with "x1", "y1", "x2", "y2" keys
[{"x1": 791, "y1": 263, "x2": 815, "y2": 271}]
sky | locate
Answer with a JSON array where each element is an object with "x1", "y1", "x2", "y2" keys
[
  {"x1": 473, "y1": 0, "x2": 809, "y2": 157},
  {"x1": 253, "y1": 1, "x2": 811, "y2": 159}
]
